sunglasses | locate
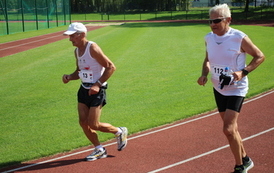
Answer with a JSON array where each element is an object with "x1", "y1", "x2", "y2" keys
[{"x1": 209, "y1": 18, "x2": 226, "y2": 24}]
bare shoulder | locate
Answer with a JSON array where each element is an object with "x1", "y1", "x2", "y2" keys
[
  {"x1": 90, "y1": 42, "x2": 102, "y2": 51},
  {"x1": 89, "y1": 42, "x2": 105, "y2": 57},
  {"x1": 241, "y1": 36, "x2": 264, "y2": 59}
]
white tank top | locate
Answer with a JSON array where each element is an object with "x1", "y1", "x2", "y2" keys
[
  {"x1": 205, "y1": 27, "x2": 248, "y2": 96},
  {"x1": 76, "y1": 41, "x2": 106, "y2": 88}
]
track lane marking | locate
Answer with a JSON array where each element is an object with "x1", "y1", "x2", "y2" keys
[
  {"x1": 0, "y1": 26, "x2": 104, "y2": 52},
  {"x1": 2, "y1": 90, "x2": 273, "y2": 173},
  {"x1": 0, "y1": 35, "x2": 63, "y2": 51},
  {"x1": 147, "y1": 127, "x2": 274, "y2": 173}
]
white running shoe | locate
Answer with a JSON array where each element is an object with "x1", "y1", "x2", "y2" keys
[
  {"x1": 85, "y1": 147, "x2": 107, "y2": 161},
  {"x1": 116, "y1": 127, "x2": 128, "y2": 151}
]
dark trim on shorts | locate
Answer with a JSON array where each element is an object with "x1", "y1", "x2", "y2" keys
[
  {"x1": 77, "y1": 85, "x2": 107, "y2": 107},
  {"x1": 213, "y1": 88, "x2": 245, "y2": 113}
]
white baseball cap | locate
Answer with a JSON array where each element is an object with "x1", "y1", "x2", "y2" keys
[{"x1": 63, "y1": 22, "x2": 87, "y2": 35}]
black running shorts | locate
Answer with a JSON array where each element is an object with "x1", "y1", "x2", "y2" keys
[
  {"x1": 213, "y1": 88, "x2": 245, "y2": 113},
  {"x1": 77, "y1": 85, "x2": 107, "y2": 107}
]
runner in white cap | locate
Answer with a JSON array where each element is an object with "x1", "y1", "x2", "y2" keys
[{"x1": 62, "y1": 22, "x2": 128, "y2": 161}]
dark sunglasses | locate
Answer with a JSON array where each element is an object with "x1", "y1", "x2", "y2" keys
[{"x1": 209, "y1": 18, "x2": 225, "y2": 24}]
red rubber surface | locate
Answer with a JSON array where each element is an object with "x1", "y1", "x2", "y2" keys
[
  {"x1": 0, "y1": 26, "x2": 104, "y2": 58},
  {"x1": 1, "y1": 90, "x2": 273, "y2": 173}
]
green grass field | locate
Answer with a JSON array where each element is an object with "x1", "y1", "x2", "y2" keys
[{"x1": 0, "y1": 22, "x2": 273, "y2": 168}]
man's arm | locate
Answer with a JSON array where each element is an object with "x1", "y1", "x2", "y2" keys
[
  {"x1": 62, "y1": 49, "x2": 80, "y2": 83},
  {"x1": 197, "y1": 52, "x2": 210, "y2": 86},
  {"x1": 232, "y1": 36, "x2": 265, "y2": 81},
  {"x1": 89, "y1": 43, "x2": 116, "y2": 95}
]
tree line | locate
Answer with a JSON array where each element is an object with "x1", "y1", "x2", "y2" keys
[
  {"x1": 2, "y1": 0, "x2": 259, "y2": 14},
  {"x1": 70, "y1": 0, "x2": 258, "y2": 13},
  {"x1": 71, "y1": 0, "x2": 197, "y2": 13}
]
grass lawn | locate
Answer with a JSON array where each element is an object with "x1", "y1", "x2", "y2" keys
[{"x1": 0, "y1": 22, "x2": 273, "y2": 168}]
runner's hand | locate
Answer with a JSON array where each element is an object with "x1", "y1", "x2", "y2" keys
[
  {"x1": 89, "y1": 85, "x2": 100, "y2": 95},
  {"x1": 197, "y1": 76, "x2": 208, "y2": 86},
  {"x1": 62, "y1": 75, "x2": 70, "y2": 84}
]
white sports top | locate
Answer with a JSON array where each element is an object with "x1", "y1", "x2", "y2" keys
[
  {"x1": 205, "y1": 27, "x2": 248, "y2": 96},
  {"x1": 76, "y1": 41, "x2": 106, "y2": 89}
]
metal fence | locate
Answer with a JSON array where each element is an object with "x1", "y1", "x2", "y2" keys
[
  {"x1": 72, "y1": 7, "x2": 274, "y2": 21},
  {"x1": 71, "y1": 1, "x2": 274, "y2": 21},
  {"x1": 0, "y1": 0, "x2": 70, "y2": 35}
]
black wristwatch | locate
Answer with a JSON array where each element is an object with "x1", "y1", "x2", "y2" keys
[{"x1": 242, "y1": 69, "x2": 249, "y2": 76}]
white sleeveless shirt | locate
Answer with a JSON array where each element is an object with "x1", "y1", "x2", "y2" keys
[
  {"x1": 205, "y1": 27, "x2": 248, "y2": 96},
  {"x1": 76, "y1": 41, "x2": 106, "y2": 89}
]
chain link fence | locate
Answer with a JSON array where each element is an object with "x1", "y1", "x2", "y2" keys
[
  {"x1": 0, "y1": 0, "x2": 70, "y2": 35},
  {"x1": 1, "y1": 0, "x2": 273, "y2": 35}
]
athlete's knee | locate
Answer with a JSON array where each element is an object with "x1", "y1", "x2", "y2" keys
[
  {"x1": 79, "y1": 118, "x2": 89, "y2": 128},
  {"x1": 223, "y1": 124, "x2": 238, "y2": 137},
  {"x1": 89, "y1": 122, "x2": 100, "y2": 130}
]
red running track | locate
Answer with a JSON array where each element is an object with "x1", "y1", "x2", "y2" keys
[
  {"x1": 1, "y1": 90, "x2": 273, "y2": 173},
  {"x1": 0, "y1": 26, "x2": 104, "y2": 58}
]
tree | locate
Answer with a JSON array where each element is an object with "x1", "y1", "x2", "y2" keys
[
  {"x1": 244, "y1": 0, "x2": 250, "y2": 12},
  {"x1": 69, "y1": 0, "x2": 192, "y2": 13}
]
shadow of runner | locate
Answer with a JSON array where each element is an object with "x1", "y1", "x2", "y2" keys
[{"x1": 1, "y1": 155, "x2": 115, "y2": 172}]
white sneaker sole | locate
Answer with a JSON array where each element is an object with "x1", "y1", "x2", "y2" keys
[
  {"x1": 85, "y1": 154, "x2": 107, "y2": 161},
  {"x1": 245, "y1": 161, "x2": 254, "y2": 172}
]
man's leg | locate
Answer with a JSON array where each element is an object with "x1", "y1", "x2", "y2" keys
[
  {"x1": 78, "y1": 103, "x2": 101, "y2": 146},
  {"x1": 78, "y1": 102, "x2": 128, "y2": 153},
  {"x1": 88, "y1": 105, "x2": 118, "y2": 134},
  {"x1": 220, "y1": 109, "x2": 245, "y2": 166},
  {"x1": 88, "y1": 106, "x2": 128, "y2": 151},
  {"x1": 237, "y1": 131, "x2": 247, "y2": 158}
]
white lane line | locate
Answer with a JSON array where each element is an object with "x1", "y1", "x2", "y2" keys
[
  {"x1": 2, "y1": 90, "x2": 273, "y2": 173},
  {"x1": 0, "y1": 25, "x2": 101, "y2": 52},
  {"x1": 0, "y1": 31, "x2": 64, "y2": 45},
  {"x1": 148, "y1": 127, "x2": 274, "y2": 173},
  {"x1": 0, "y1": 35, "x2": 63, "y2": 51}
]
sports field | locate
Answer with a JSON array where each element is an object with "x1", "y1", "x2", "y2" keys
[{"x1": 0, "y1": 21, "x2": 273, "y2": 169}]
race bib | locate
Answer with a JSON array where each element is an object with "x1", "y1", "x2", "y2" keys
[
  {"x1": 210, "y1": 64, "x2": 228, "y2": 80},
  {"x1": 79, "y1": 70, "x2": 93, "y2": 83}
]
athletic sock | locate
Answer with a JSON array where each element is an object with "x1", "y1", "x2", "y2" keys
[
  {"x1": 243, "y1": 155, "x2": 250, "y2": 162},
  {"x1": 115, "y1": 127, "x2": 122, "y2": 136},
  {"x1": 95, "y1": 145, "x2": 104, "y2": 151}
]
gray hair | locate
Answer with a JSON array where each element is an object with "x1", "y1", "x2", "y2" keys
[
  {"x1": 209, "y1": 3, "x2": 231, "y2": 18},
  {"x1": 76, "y1": 31, "x2": 87, "y2": 36}
]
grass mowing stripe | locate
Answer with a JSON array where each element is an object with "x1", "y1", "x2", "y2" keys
[{"x1": 0, "y1": 23, "x2": 273, "y2": 168}]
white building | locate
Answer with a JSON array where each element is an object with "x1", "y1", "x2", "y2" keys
[{"x1": 191, "y1": 0, "x2": 232, "y2": 7}]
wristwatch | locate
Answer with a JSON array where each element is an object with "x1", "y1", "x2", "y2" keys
[{"x1": 242, "y1": 69, "x2": 249, "y2": 76}]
